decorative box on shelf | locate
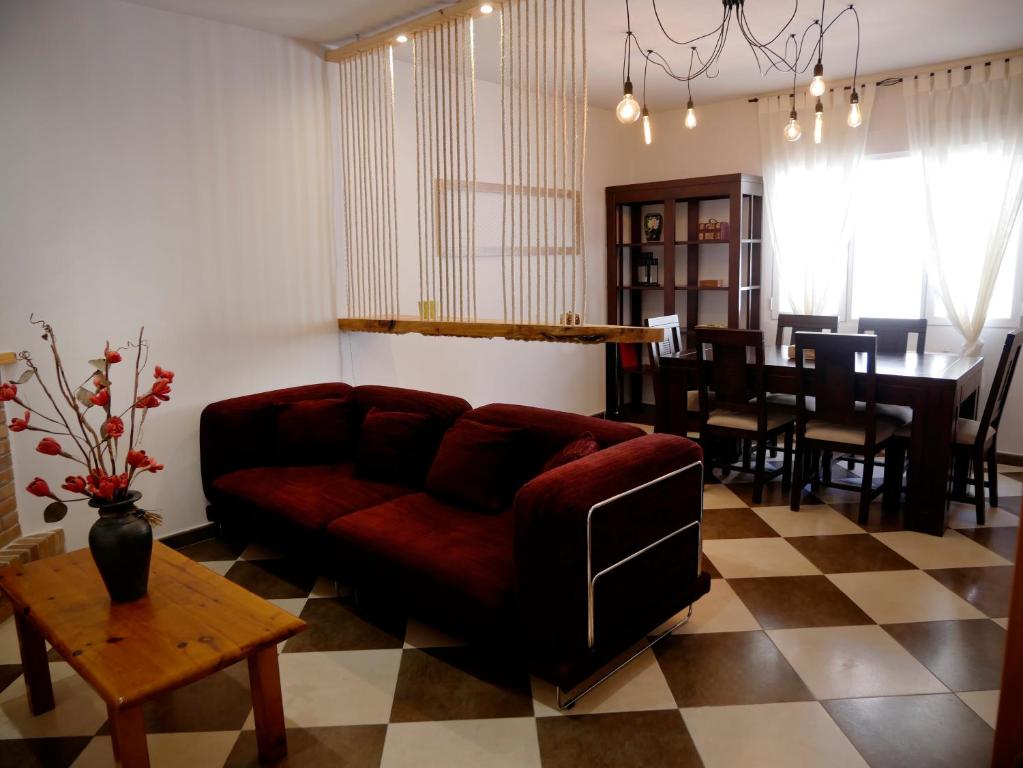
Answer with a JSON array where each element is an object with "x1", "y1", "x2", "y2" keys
[
  {"x1": 697, "y1": 219, "x2": 730, "y2": 241},
  {"x1": 698, "y1": 279, "x2": 726, "y2": 288}
]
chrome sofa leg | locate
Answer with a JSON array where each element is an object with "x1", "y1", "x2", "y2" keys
[{"x1": 556, "y1": 604, "x2": 693, "y2": 711}]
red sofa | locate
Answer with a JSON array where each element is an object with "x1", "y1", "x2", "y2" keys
[{"x1": 201, "y1": 384, "x2": 709, "y2": 696}]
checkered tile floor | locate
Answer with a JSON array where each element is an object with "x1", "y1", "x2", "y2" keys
[{"x1": 0, "y1": 466, "x2": 1018, "y2": 767}]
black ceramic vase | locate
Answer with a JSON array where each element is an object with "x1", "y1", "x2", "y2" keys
[{"x1": 88, "y1": 491, "x2": 153, "y2": 603}]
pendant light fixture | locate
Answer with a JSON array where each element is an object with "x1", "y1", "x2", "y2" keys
[
  {"x1": 617, "y1": 0, "x2": 863, "y2": 144},
  {"x1": 684, "y1": 47, "x2": 698, "y2": 129},
  {"x1": 813, "y1": 97, "x2": 824, "y2": 144},
  {"x1": 783, "y1": 56, "x2": 802, "y2": 142},
  {"x1": 641, "y1": 52, "x2": 652, "y2": 144}
]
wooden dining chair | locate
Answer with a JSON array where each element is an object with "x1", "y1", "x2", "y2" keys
[
  {"x1": 951, "y1": 328, "x2": 1022, "y2": 524},
  {"x1": 775, "y1": 314, "x2": 839, "y2": 346},
  {"x1": 646, "y1": 314, "x2": 699, "y2": 433},
  {"x1": 695, "y1": 328, "x2": 794, "y2": 503},
  {"x1": 790, "y1": 332, "x2": 902, "y2": 523},
  {"x1": 857, "y1": 317, "x2": 928, "y2": 354}
]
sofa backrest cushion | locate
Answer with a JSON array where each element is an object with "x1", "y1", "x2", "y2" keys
[
  {"x1": 351, "y1": 385, "x2": 471, "y2": 425},
  {"x1": 463, "y1": 404, "x2": 645, "y2": 477},
  {"x1": 200, "y1": 383, "x2": 353, "y2": 495},
  {"x1": 275, "y1": 396, "x2": 363, "y2": 465},
  {"x1": 425, "y1": 418, "x2": 528, "y2": 513},
  {"x1": 355, "y1": 408, "x2": 445, "y2": 487}
]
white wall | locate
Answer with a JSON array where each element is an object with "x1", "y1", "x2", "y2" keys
[
  {"x1": 0, "y1": 0, "x2": 343, "y2": 547},
  {"x1": 602, "y1": 90, "x2": 1023, "y2": 454},
  {"x1": 341, "y1": 58, "x2": 629, "y2": 414}
]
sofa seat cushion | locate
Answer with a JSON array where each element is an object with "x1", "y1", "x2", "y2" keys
[
  {"x1": 326, "y1": 493, "x2": 517, "y2": 614},
  {"x1": 212, "y1": 463, "x2": 411, "y2": 531}
]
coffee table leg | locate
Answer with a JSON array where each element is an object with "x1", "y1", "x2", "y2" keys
[
  {"x1": 108, "y1": 704, "x2": 149, "y2": 768},
  {"x1": 13, "y1": 612, "x2": 54, "y2": 715},
  {"x1": 248, "y1": 644, "x2": 287, "y2": 761}
]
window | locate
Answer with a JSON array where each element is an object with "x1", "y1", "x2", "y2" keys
[{"x1": 777, "y1": 152, "x2": 1023, "y2": 325}]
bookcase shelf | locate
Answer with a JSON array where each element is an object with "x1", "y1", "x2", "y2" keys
[{"x1": 605, "y1": 173, "x2": 765, "y2": 421}]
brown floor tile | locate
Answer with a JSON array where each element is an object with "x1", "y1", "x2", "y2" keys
[
  {"x1": 98, "y1": 659, "x2": 252, "y2": 734},
  {"x1": 701, "y1": 553, "x2": 721, "y2": 579},
  {"x1": 829, "y1": 501, "x2": 908, "y2": 532},
  {"x1": 728, "y1": 576, "x2": 874, "y2": 629},
  {"x1": 787, "y1": 534, "x2": 915, "y2": 573},
  {"x1": 177, "y1": 536, "x2": 245, "y2": 562},
  {"x1": 536, "y1": 709, "x2": 704, "y2": 768},
  {"x1": 958, "y1": 526, "x2": 1018, "y2": 562},
  {"x1": 926, "y1": 566, "x2": 1015, "y2": 618},
  {"x1": 282, "y1": 597, "x2": 406, "y2": 653},
  {"x1": 0, "y1": 664, "x2": 22, "y2": 694},
  {"x1": 882, "y1": 619, "x2": 1007, "y2": 692},
  {"x1": 824, "y1": 693, "x2": 993, "y2": 768},
  {"x1": 702, "y1": 507, "x2": 780, "y2": 539},
  {"x1": 653, "y1": 630, "x2": 813, "y2": 706},
  {"x1": 389, "y1": 647, "x2": 533, "y2": 722},
  {"x1": 722, "y1": 481, "x2": 822, "y2": 508},
  {"x1": 224, "y1": 725, "x2": 387, "y2": 767},
  {"x1": 0, "y1": 736, "x2": 92, "y2": 768},
  {"x1": 225, "y1": 558, "x2": 318, "y2": 599},
  {"x1": 996, "y1": 494, "x2": 1020, "y2": 514}
]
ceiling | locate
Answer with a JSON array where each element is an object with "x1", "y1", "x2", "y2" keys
[{"x1": 125, "y1": 0, "x2": 1023, "y2": 109}]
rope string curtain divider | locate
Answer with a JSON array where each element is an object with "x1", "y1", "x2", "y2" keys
[{"x1": 339, "y1": 45, "x2": 399, "y2": 318}]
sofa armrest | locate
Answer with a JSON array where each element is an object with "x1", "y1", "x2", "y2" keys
[
  {"x1": 199, "y1": 382, "x2": 352, "y2": 499},
  {"x1": 513, "y1": 433, "x2": 707, "y2": 689}
]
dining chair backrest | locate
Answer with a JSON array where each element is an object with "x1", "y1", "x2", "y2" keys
[
  {"x1": 645, "y1": 314, "x2": 681, "y2": 368},
  {"x1": 978, "y1": 327, "x2": 1023, "y2": 438},
  {"x1": 775, "y1": 314, "x2": 839, "y2": 346},
  {"x1": 857, "y1": 317, "x2": 927, "y2": 354},
  {"x1": 694, "y1": 327, "x2": 766, "y2": 426},
  {"x1": 794, "y1": 332, "x2": 880, "y2": 443}
]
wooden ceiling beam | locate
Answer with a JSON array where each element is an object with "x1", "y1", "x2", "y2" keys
[{"x1": 324, "y1": 0, "x2": 502, "y2": 64}]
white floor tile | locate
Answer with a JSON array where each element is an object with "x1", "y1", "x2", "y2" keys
[
  {"x1": 702, "y1": 538, "x2": 820, "y2": 578},
  {"x1": 957, "y1": 690, "x2": 1000, "y2": 728},
  {"x1": 71, "y1": 731, "x2": 240, "y2": 768},
  {"x1": 872, "y1": 530, "x2": 1011, "y2": 569},
  {"x1": 754, "y1": 505, "x2": 865, "y2": 537},
  {"x1": 703, "y1": 484, "x2": 748, "y2": 509},
  {"x1": 663, "y1": 579, "x2": 761, "y2": 635},
  {"x1": 0, "y1": 663, "x2": 108, "y2": 739},
  {"x1": 381, "y1": 718, "x2": 542, "y2": 768},
  {"x1": 827, "y1": 570, "x2": 986, "y2": 624}
]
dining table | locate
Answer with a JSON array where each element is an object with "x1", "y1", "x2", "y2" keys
[{"x1": 659, "y1": 344, "x2": 984, "y2": 536}]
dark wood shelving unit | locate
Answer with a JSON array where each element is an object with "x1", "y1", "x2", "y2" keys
[{"x1": 604, "y1": 172, "x2": 765, "y2": 421}]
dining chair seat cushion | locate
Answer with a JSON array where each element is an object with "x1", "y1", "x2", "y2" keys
[
  {"x1": 707, "y1": 407, "x2": 793, "y2": 432},
  {"x1": 804, "y1": 417, "x2": 897, "y2": 446},
  {"x1": 954, "y1": 418, "x2": 996, "y2": 446},
  {"x1": 895, "y1": 423, "x2": 911, "y2": 439},
  {"x1": 855, "y1": 402, "x2": 913, "y2": 425}
]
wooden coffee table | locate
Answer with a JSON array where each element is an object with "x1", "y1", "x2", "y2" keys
[{"x1": 0, "y1": 542, "x2": 306, "y2": 767}]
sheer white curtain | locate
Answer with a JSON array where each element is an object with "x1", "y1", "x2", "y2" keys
[
  {"x1": 904, "y1": 56, "x2": 1023, "y2": 356},
  {"x1": 758, "y1": 86, "x2": 875, "y2": 314}
]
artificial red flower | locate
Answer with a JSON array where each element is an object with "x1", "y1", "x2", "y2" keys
[
  {"x1": 9, "y1": 411, "x2": 29, "y2": 432},
  {"x1": 115, "y1": 472, "x2": 130, "y2": 489},
  {"x1": 89, "y1": 387, "x2": 110, "y2": 407},
  {"x1": 126, "y1": 449, "x2": 149, "y2": 468},
  {"x1": 104, "y1": 345, "x2": 122, "y2": 364},
  {"x1": 104, "y1": 416, "x2": 124, "y2": 439},
  {"x1": 154, "y1": 366, "x2": 175, "y2": 383},
  {"x1": 26, "y1": 477, "x2": 53, "y2": 498},
  {"x1": 0, "y1": 382, "x2": 16, "y2": 401},
  {"x1": 93, "y1": 476, "x2": 117, "y2": 501},
  {"x1": 135, "y1": 394, "x2": 161, "y2": 409},
  {"x1": 62, "y1": 476, "x2": 87, "y2": 494},
  {"x1": 151, "y1": 379, "x2": 172, "y2": 401},
  {"x1": 36, "y1": 437, "x2": 62, "y2": 456},
  {"x1": 146, "y1": 461, "x2": 164, "y2": 474}
]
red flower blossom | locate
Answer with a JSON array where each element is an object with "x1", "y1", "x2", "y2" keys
[
  {"x1": 154, "y1": 366, "x2": 175, "y2": 383},
  {"x1": 89, "y1": 387, "x2": 110, "y2": 407},
  {"x1": 104, "y1": 416, "x2": 124, "y2": 439},
  {"x1": 151, "y1": 379, "x2": 172, "y2": 402},
  {"x1": 0, "y1": 382, "x2": 16, "y2": 401},
  {"x1": 26, "y1": 477, "x2": 53, "y2": 498},
  {"x1": 146, "y1": 461, "x2": 164, "y2": 473},
  {"x1": 92, "y1": 476, "x2": 117, "y2": 501},
  {"x1": 62, "y1": 476, "x2": 87, "y2": 493},
  {"x1": 115, "y1": 473, "x2": 130, "y2": 489},
  {"x1": 104, "y1": 345, "x2": 122, "y2": 364},
  {"x1": 126, "y1": 449, "x2": 150, "y2": 468},
  {"x1": 36, "y1": 437, "x2": 62, "y2": 456},
  {"x1": 9, "y1": 411, "x2": 29, "y2": 432},
  {"x1": 135, "y1": 394, "x2": 161, "y2": 409}
]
